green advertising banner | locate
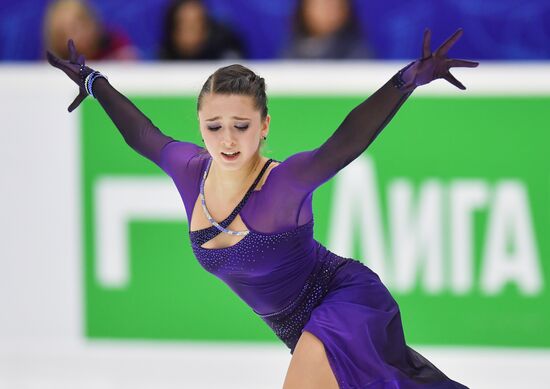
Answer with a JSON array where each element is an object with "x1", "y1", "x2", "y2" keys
[{"x1": 82, "y1": 95, "x2": 549, "y2": 348}]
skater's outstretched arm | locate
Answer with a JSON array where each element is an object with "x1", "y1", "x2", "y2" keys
[
  {"x1": 280, "y1": 28, "x2": 478, "y2": 193},
  {"x1": 47, "y1": 39, "x2": 182, "y2": 167}
]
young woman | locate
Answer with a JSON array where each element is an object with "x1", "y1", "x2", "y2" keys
[{"x1": 47, "y1": 28, "x2": 477, "y2": 389}]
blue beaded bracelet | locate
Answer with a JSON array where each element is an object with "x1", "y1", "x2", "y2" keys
[{"x1": 84, "y1": 71, "x2": 108, "y2": 98}]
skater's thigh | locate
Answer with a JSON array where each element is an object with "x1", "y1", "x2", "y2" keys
[{"x1": 282, "y1": 330, "x2": 339, "y2": 389}]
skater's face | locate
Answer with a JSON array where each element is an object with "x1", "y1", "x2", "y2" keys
[{"x1": 198, "y1": 93, "x2": 270, "y2": 169}]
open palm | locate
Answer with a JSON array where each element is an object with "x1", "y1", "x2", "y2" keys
[{"x1": 402, "y1": 28, "x2": 479, "y2": 91}]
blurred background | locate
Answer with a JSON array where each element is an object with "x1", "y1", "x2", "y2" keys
[
  {"x1": 1, "y1": 0, "x2": 550, "y2": 388},
  {"x1": 2, "y1": 0, "x2": 550, "y2": 61}
]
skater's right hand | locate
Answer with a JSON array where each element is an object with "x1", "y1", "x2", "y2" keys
[{"x1": 46, "y1": 39, "x2": 95, "y2": 112}]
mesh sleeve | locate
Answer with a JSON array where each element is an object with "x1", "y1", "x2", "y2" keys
[
  {"x1": 91, "y1": 77, "x2": 176, "y2": 167},
  {"x1": 89, "y1": 77, "x2": 207, "y2": 220},
  {"x1": 279, "y1": 79, "x2": 411, "y2": 194},
  {"x1": 242, "y1": 78, "x2": 412, "y2": 233}
]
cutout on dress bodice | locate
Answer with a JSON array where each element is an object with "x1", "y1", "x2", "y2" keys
[{"x1": 189, "y1": 160, "x2": 280, "y2": 250}]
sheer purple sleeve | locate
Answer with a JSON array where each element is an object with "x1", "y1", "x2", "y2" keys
[
  {"x1": 157, "y1": 141, "x2": 207, "y2": 224},
  {"x1": 89, "y1": 77, "x2": 207, "y2": 220},
  {"x1": 243, "y1": 78, "x2": 412, "y2": 234},
  {"x1": 281, "y1": 79, "x2": 411, "y2": 194},
  {"x1": 91, "y1": 77, "x2": 177, "y2": 167}
]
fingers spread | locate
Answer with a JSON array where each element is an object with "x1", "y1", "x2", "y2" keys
[
  {"x1": 46, "y1": 51, "x2": 61, "y2": 67},
  {"x1": 68, "y1": 39, "x2": 77, "y2": 62},
  {"x1": 448, "y1": 59, "x2": 479, "y2": 68},
  {"x1": 443, "y1": 72, "x2": 466, "y2": 90},
  {"x1": 435, "y1": 28, "x2": 464, "y2": 57},
  {"x1": 422, "y1": 28, "x2": 432, "y2": 58}
]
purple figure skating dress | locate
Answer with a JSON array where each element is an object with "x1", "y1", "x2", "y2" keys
[
  {"x1": 87, "y1": 77, "x2": 468, "y2": 388},
  {"x1": 155, "y1": 141, "x2": 468, "y2": 389}
]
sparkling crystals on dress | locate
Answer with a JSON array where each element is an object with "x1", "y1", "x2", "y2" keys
[
  {"x1": 255, "y1": 250, "x2": 348, "y2": 352},
  {"x1": 188, "y1": 153, "x2": 349, "y2": 352}
]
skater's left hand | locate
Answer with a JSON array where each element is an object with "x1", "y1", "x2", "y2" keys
[{"x1": 400, "y1": 28, "x2": 479, "y2": 91}]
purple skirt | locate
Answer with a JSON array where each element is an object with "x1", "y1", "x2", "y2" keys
[{"x1": 257, "y1": 253, "x2": 469, "y2": 389}]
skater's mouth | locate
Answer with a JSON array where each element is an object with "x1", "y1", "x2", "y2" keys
[{"x1": 221, "y1": 151, "x2": 240, "y2": 160}]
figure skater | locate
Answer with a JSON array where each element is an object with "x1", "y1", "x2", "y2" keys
[{"x1": 47, "y1": 28, "x2": 478, "y2": 388}]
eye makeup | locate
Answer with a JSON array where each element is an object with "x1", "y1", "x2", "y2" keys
[
  {"x1": 235, "y1": 124, "x2": 249, "y2": 130},
  {"x1": 207, "y1": 123, "x2": 249, "y2": 131}
]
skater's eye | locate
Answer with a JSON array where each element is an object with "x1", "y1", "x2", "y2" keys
[
  {"x1": 207, "y1": 125, "x2": 221, "y2": 131},
  {"x1": 235, "y1": 124, "x2": 249, "y2": 131}
]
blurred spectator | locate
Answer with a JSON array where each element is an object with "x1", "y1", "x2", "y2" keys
[
  {"x1": 159, "y1": 0, "x2": 244, "y2": 60},
  {"x1": 282, "y1": 0, "x2": 373, "y2": 59},
  {"x1": 43, "y1": 0, "x2": 138, "y2": 60}
]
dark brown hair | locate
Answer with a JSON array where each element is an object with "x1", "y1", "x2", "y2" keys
[{"x1": 197, "y1": 64, "x2": 268, "y2": 120}]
